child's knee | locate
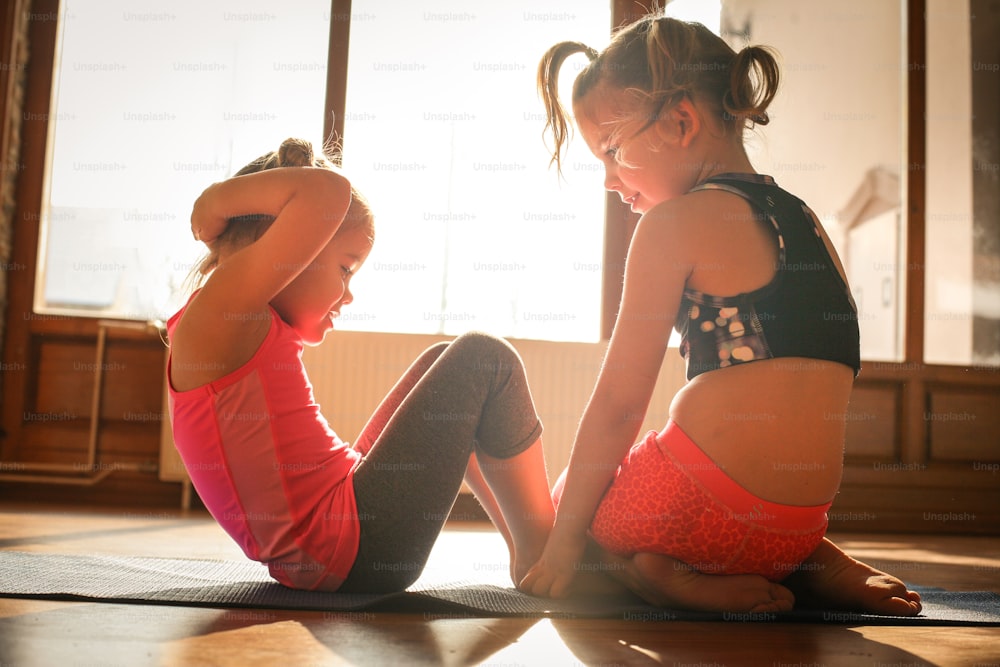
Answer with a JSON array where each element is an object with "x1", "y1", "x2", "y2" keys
[
  {"x1": 416, "y1": 341, "x2": 450, "y2": 367},
  {"x1": 450, "y1": 331, "x2": 523, "y2": 377},
  {"x1": 452, "y1": 329, "x2": 507, "y2": 352},
  {"x1": 424, "y1": 341, "x2": 451, "y2": 355}
]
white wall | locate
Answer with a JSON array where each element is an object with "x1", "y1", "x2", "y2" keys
[
  {"x1": 723, "y1": 0, "x2": 903, "y2": 228},
  {"x1": 724, "y1": 0, "x2": 975, "y2": 364}
]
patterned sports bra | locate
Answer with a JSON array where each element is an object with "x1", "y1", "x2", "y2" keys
[{"x1": 675, "y1": 173, "x2": 861, "y2": 381}]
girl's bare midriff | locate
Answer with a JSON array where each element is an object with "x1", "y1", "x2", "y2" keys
[{"x1": 669, "y1": 357, "x2": 854, "y2": 507}]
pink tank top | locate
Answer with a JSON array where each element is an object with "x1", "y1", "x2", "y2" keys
[{"x1": 166, "y1": 298, "x2": 361, "y2": 590}]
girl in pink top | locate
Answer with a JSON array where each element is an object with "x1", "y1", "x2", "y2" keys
[{"x1": 167, "y1": 138, "x2": 554, "y2": 592}]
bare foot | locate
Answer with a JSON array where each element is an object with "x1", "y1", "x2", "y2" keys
[
  {"x1": 783, "y1": 538, "x2": 922, "y2": 616},
  {"x1": 600, "y1": 548, "x2": 795, "y2": 613},
  {"x1": 462, "y1": 446, "x2": 554, "y2": 587}
]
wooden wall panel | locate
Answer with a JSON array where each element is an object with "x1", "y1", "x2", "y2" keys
[
  {"x1": 32, "y1": 339, "x2": 94, "y2": 417},
  {"x1": 17, "y1": 423, "x2": 88, "y2": 462},
  {"x1": 844, "y1": 383, "x2": 900, "y2": 460},
  {"x1": 21, "y1": 335, "x2": 166, "y2": 455},
  {"x1": 832, "y1": 477, "x2": 1000, "y2": 534},
  {"x1": 927, "y1": 388, "x2": 1000, "y2": 462},
  {"x1": 97, "y1": 342, "x2": 165, "y2": 422},
  {"x1": 833, "y1": 367, "x2": 1000, "y2": 534},
  {"x1": 0, "y1": 326, "x2": 180, "y2": 507}
]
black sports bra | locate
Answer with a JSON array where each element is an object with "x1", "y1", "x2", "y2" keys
[{"x1": 675, "y1": 173, "x2": 861, "y2": 381}]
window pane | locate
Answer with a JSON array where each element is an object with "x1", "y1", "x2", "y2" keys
[
  {"x1": 723, "y1": 0, "x2": 906, "y2": 362},
  {"x1": 36, "y1": 0, "x2": 330, "y2": 321},
  {"x1": 925, "y1": 0, "x2": 1000, "y2": 366},
  {"x1": 340, "y1": 1, "x2": 609, "y2": 342}
]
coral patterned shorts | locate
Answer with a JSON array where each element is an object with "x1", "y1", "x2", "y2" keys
[{"x1": 553, "y1": 421, "x2": 831, "y2": 582}]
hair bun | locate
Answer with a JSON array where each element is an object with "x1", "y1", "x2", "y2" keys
[{"x1": 277, "y1": 138, "x2": 315, "y2": 167}]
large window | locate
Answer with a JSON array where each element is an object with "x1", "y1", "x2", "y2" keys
[
  {"x1": 37, "y1": 0, "x2": 948, "y2": 355},
  {"x1": 336, "y1": 0, "x2": 720, "y2": 341},
  {"x1": 34, "y1": 0, "x2": 611, "y2": 342},
  {"x1": 37, "y1": 0, "x2": 330, "y2": 322},
  {"x1": 335, "y1": 1, "x2": 609, "y2": 340}
]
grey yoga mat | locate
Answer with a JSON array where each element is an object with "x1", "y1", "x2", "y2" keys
[{"x1": 1, "y1": 550, "x2": 999, "y2": 625}]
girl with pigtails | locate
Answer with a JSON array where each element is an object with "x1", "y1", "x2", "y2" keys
[
  {"x1": 519, "y1": 13, "x2": 923, "y2": 615},
  {"x1": 167, "y1": 138, "x2": 554, "y2": 593}
]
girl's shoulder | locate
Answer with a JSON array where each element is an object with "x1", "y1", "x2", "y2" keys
[
  {"x1": 640, "y1": 186, "x2": 753, "y2": 246},
  {"x1": 635, "y1": 185, "x2": 780, "y2": 291},
  {"x1": 168, "y1": 287, "x2": 273, "y2": 392}
]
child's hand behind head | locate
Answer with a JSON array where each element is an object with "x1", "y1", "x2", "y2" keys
[
  {"x1": 191, "y1": 138, "x2": 327, "y2": 244},
  {"x1": 188, "y1": 137, "x2": 374, "y2": 286}
]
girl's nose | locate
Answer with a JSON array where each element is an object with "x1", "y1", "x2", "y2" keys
[{"x1": 603, "y1": 168, "x2": 622, "y2": 193}]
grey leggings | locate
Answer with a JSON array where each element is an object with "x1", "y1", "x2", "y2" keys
[{"x1": 338, "y1": 331, "x2": 542, "y2": 593}]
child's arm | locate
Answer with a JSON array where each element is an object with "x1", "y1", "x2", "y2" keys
[
  {"x1": 171, "y1": 167, "x2": 352, "y2": 389},
  {"x1": 519, "y1": 199, "x2": 695, "y2": 598},
  {"x1": 190, "y1": 167, "x2": 352, "y2": 303}
]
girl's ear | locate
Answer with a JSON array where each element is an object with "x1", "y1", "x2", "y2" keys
[{"x1": 661, "y1": 96, "x2": 702, "y2": 148}]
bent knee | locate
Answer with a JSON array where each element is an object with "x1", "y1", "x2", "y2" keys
[{"x1": 449, "y1": 331, "x2": 523, "y2": 374}]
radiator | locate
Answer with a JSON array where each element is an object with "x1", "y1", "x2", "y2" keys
[{"x1": 302, "y1": 331, "x2": 687, "y2": 480}]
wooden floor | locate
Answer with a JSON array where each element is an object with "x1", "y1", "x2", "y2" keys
[{"x1": 1, "y1": 503, "x2": 998, "y2": 667}]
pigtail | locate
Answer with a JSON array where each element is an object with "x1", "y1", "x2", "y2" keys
[
  {"x1": 537, "y1": 41, "x2": 597, "y2": 173},
  {"x1": 725, "y1": 45, "x2": 780, "y2": 128}
]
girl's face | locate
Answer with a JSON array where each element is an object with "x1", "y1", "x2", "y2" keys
[
  {"x1": 574, "y1": 88, "x2": 698, "y2": 213},
  {"x1": 270, "y1": 224, "x2": 373, "y2": 345}
]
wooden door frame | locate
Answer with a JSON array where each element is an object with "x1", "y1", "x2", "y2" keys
[{"x1": 1, "y1": 0, "x2": 59, "y2": 462}]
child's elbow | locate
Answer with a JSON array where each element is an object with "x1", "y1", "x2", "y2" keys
[
  {"x1": 304, "y1": 168, "x2": 353, "y2": 220},
  {"x1": 313, "y1": 167, "x2": 352, "y2": 201}
]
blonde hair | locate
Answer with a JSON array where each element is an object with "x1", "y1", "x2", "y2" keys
[
  {"x1": 537, "y1": 13, "x2": 780, "y2": 172},
  {"x1": 192, "y1": 137, "x2": 374, "y2": 281}
]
